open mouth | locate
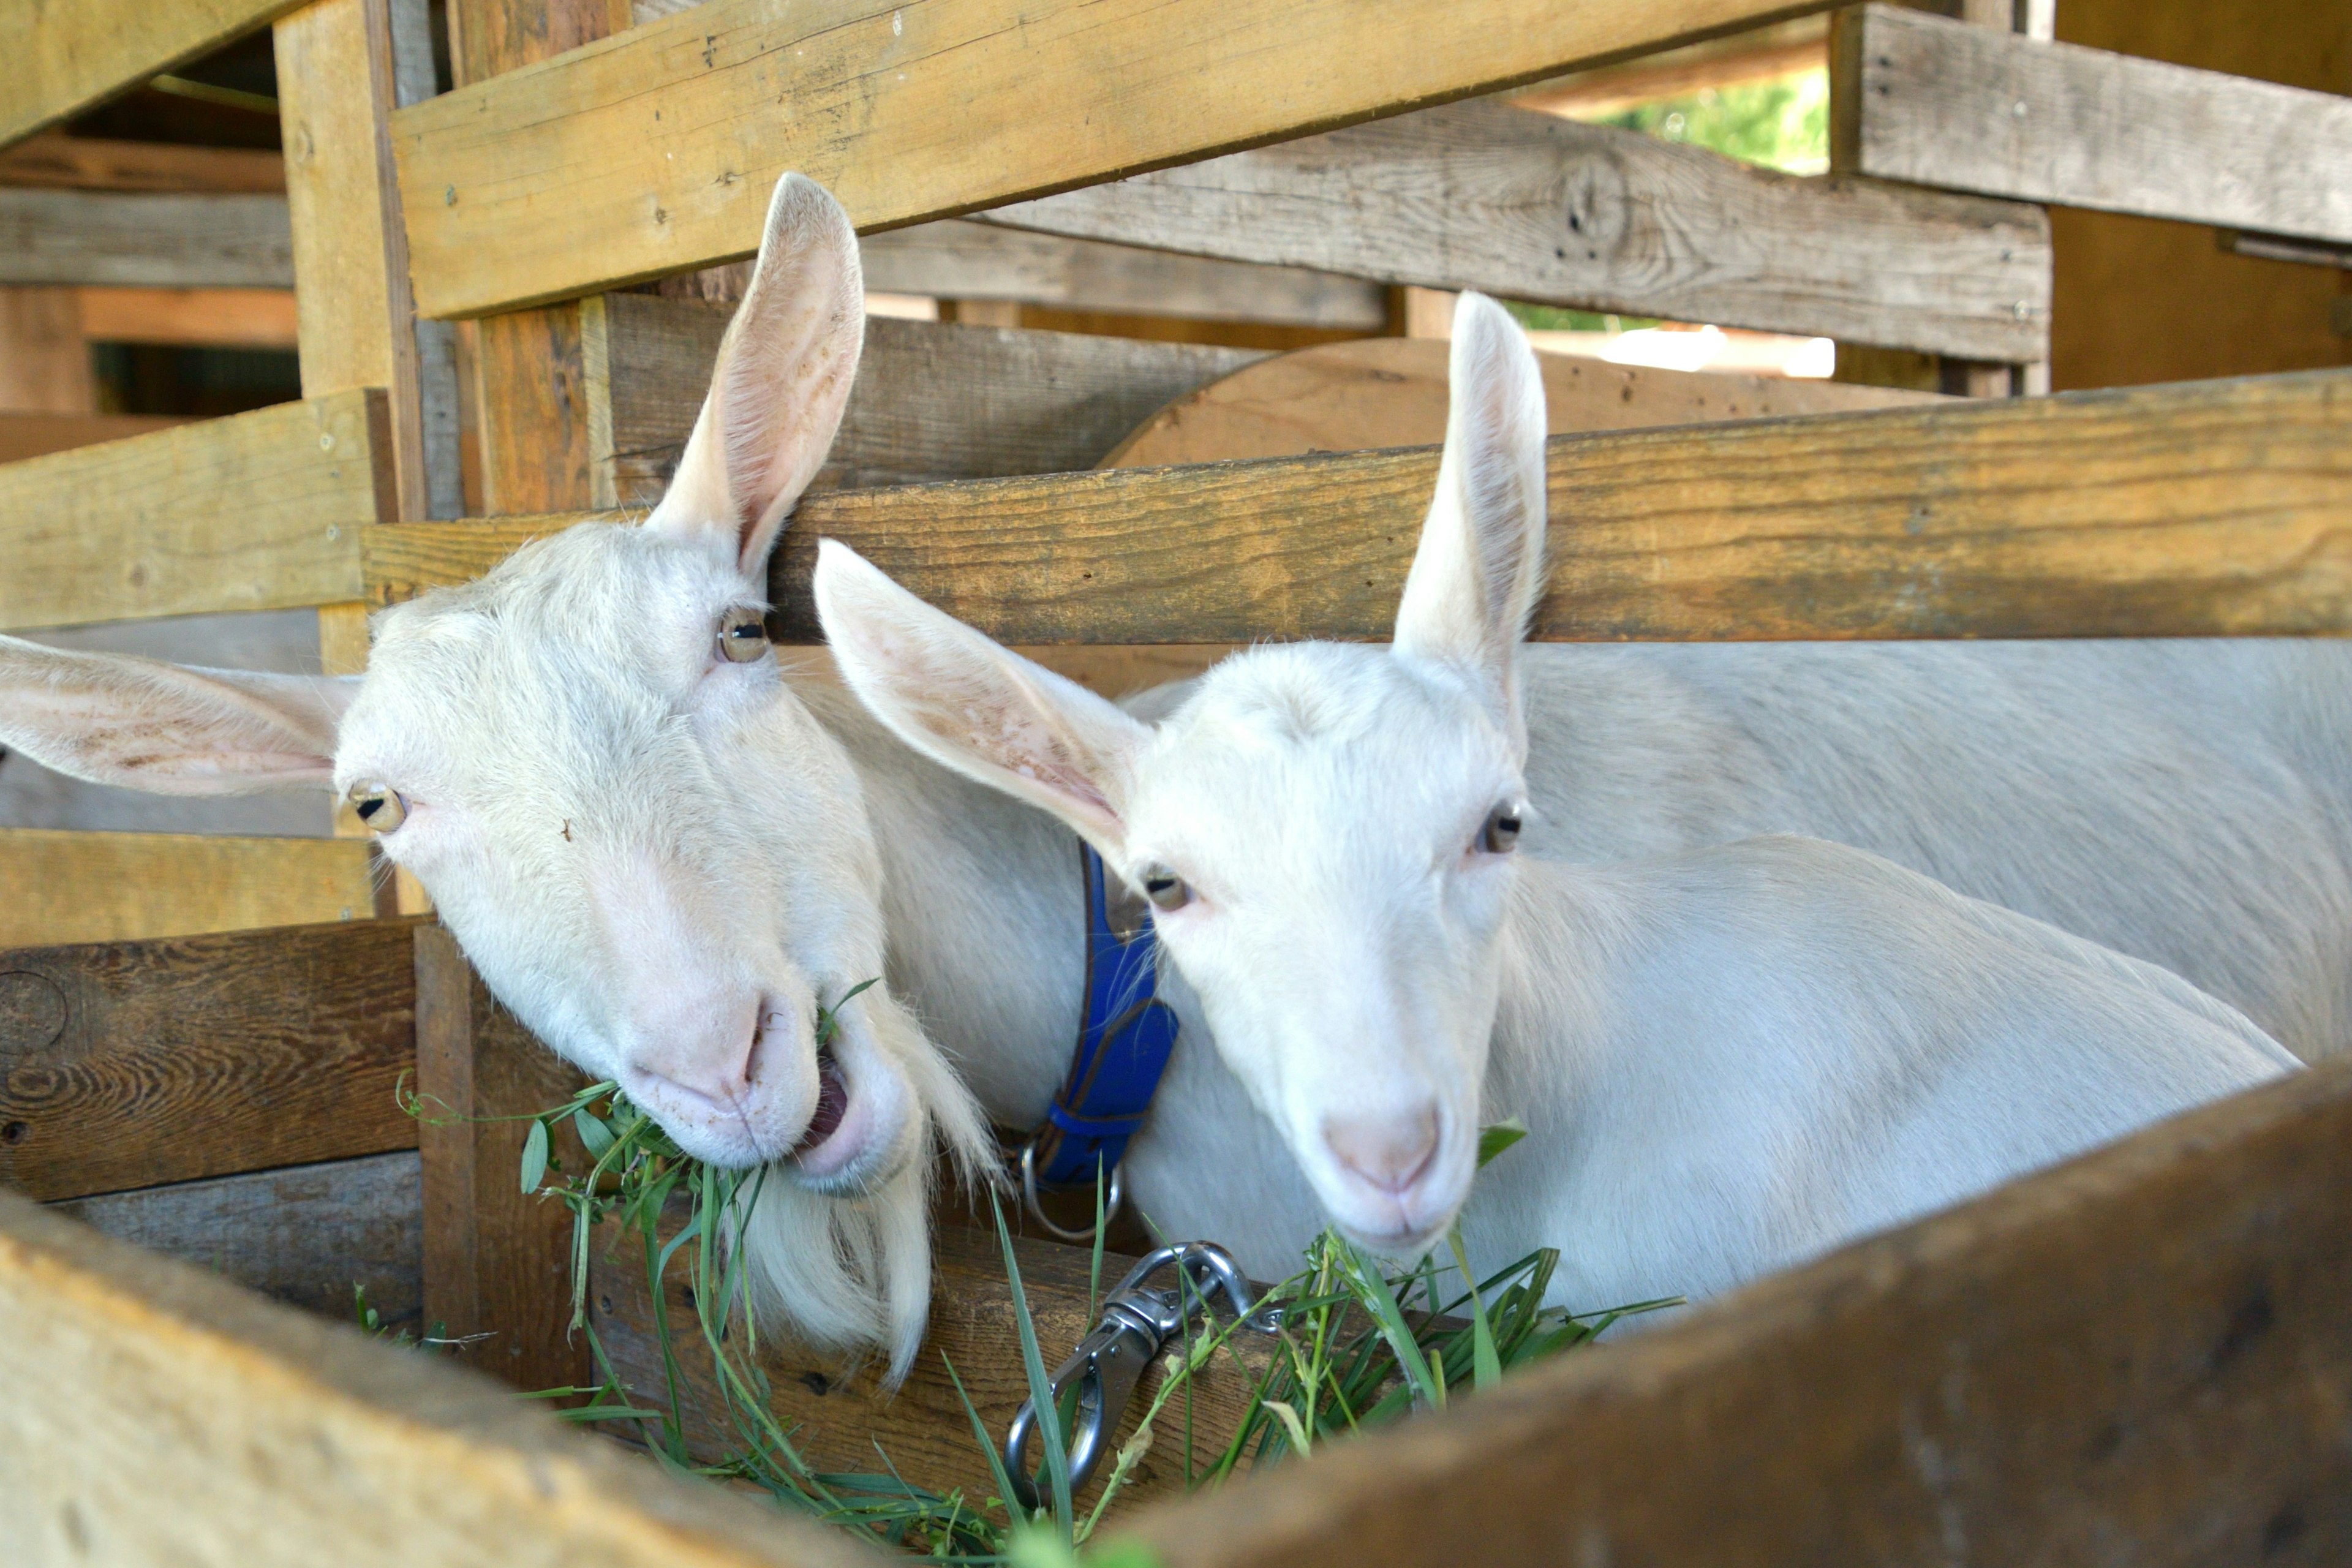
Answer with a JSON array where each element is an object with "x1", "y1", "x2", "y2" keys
[{"x1": 792, "y1": 1042, "x2": 851, "y2": 1157}]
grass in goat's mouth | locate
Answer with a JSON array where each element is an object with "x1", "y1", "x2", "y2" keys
[{"x1": 441, "y1": 997, "x2": 1676, "y2": 1562}]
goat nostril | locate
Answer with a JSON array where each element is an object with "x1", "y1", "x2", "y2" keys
[{"x1": 1322, "y1": 1106, "x2": 1441, "y2": 1194}]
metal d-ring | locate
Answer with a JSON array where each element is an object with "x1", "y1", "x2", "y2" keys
[{"x1": 1019, "y1": 1137, "x2": 1125, "y2": 1245}]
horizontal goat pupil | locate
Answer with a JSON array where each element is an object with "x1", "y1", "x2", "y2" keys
[{"x1": 357, "y1": 798, "x2": 381, "y2": 818}]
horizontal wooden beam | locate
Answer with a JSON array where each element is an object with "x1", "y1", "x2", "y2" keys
[
  {"x1": 0, "y1": 390, "x2": 381, "y2": 631},
  {"x1": 77, "y1": 284, "x2": 300, "y2": 347},
  {"x1": 0, "y1": 1189, "x2": 870, "y2": 1568},
  {"x1": 0, "y1": 829, "x2": 381, "y2": 949},
  {"x1": 0, "y1": 133, "x2": 287, "y2": 194},
  {"x1": 980, "y1": 99, "x2": 2050, "y2": 361},
  {"x1": 1832, "y1": 5, "x2": 2352, "y2": 246},
  {"x1": 0, "y1": 917, "x2": 426, "y2": 1203},
  {"x1": 0, "y1": 412, "x2": 190, "y2": 464},
  {"x1": 1510, "y1": 13, "x2": 1826, "y2": 121},
  {"x1": 862, "y1": 221, "x2": 1389, "y2": 329},
  {"x1": 363, "y1": 368, "x2": 2352, "y2": 643},
  {"x1": 1120, "y1": 1056, "x2": 2352, "y2": 1566},
  {"x1": 584, "y1": 297, "x2": 1264, "y2": 505},
  {"x1": 0, "y1": 0, "x2": 305, "y2": 149},
  {"x1": 390, "y1": 0, "x2": 1833, "y2": 317},
  {"x1": 0, "y1": 189, "x2": 295, "y2": 288}
]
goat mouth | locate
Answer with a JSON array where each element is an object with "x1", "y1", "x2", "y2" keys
[{"x1": 792, "y1": 1044, "x2": 852, "y2": 1157}]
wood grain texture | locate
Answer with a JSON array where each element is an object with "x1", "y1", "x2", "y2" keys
[
  {"x1": 0, "y1": 189, "x2": 295, "y2": 288},
  {"x1": 584, "y1": 295, "x2": 1262, "y2": 505},
  {"x1": 983, "y1": 97, "x2": 2050, "y2": 361},
  {"x1": 0, "y1": 285, "x2": 93, "y2": 413},
  {"x1": 592, "y1": 1216, "x2": 1268, "y2": 1512},
  {"x1": 0, "y1": 390, "x2": 382, "y2": 631},
  {"x1": 364, "y1": 368, "x2": 2352, "y2": 643},
  {"x1": 390, "y1": 0, "x2": 1831, "y2": 318},
  {"x1": 1836, "y1": 4, "x2": 2352, "y2": 246},
  {"x1": 862, "y1": 221, "x2": 1389, "y2": 329},
  {"x1": 0, "y1": 134, "x2": 287, "y2": 194},
  {"x1": 415, "y1": 924, "x2": 588, "y2": 1393},
  {"x1": 75, "y1": 285, "x2": 298, "y2": 348},
  {"x1": 0, "y1": 0, "x2": 307, "y2": 149},
  {"x1": 0, "y1": 830, "x2": 381, "y2": 949},
  {"x1": 1119, "y1": 1058, "x2": 2352, "y2": 1567},
  {"x1": 50, "y1": 1150, "x2": 423, "y2": 1332},
  {"x1": 0, "y1": 413, "x2": 189, "y2": 462},
  {"x1": 1101, "y1": 337, "x2": 1939, "y2": 469},
  {"x1": 0, "y1": 917, "x2": 424, "y2": 1203},
  {"x1": 0, "y1": 1187, "x2": 872, "y2": 1568}
]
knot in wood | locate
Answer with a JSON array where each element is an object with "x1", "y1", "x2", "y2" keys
[{"x1": 0, "y1": 971, "x2": 68, "y2": 1057}]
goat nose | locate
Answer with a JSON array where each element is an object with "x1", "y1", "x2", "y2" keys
[{"x1": 1322, "y1": 1105, "x2": 1441, "y2": 1195}]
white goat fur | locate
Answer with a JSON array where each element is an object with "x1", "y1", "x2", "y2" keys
[
  {"x1": 0, "y1": 176, "x2": 2342, "y2": 1328},
  {"x1": 815, "y1": 294, "x2": 2301, "y2": 1297}
]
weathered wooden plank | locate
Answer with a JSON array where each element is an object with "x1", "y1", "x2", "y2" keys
[
  {"x1": 1510, "y1": 13, "x2": 1827, "y2": 120},
  {"x1": 0, "y1": 830, "x2": 380, "y2": 949},
  {"x1": 861, "y1": 221, "x2": 1389, "y2": 330},
  {"x1": 0, "y1": 285, "x2": 92, "y2": 412},
  {"x1": 0, "y1": 413, "x2": 190, "y2": 463},
  {"x1": 75, "y1": 285, "x2": 299, "y2": 348},
  {"x1": 50, "y1": 1150, "x2": 423, "y2": 1332},
  {"x1": 0, "y1": 1188, "x2": 870, "y2": 1568},
  {"x1": 0, "y1": 0, "x2": 307, "y2": 149},
  {"x1": 0, "y1": 189, "x2": 295, "y2": 288},
  {"x1": 0, "y1": 134, "x2": 287, "y2": 194},
  {"x1": 390, "y1": 0, "x2": 1836, "y2": 318},
  {"x1": 364, "y1": 368, "x2": 2352, "y2": 644},
  {"x1": 584, "y1": 296, "x2": 1262, "y2": 505},
  {"x1": 1120, "y1": 1058, "x2": 2352, "y2": 1567},
  {"x1": 1101, "y1": 337, "x2": 1939, "y2": 469},
  {"x1": 1833, "y1": 4, "x2": 2352, "y2": 246},
  {"x1": 0, "y1": 390, "x2": 382, "y2": 631},
  {"x1": 981, "y1": 98, "x2": 2049, "y2": 362},
  {"x1": 415, "y1": 925, "x2": 587, "y2": 1394},
  {"x1": 0, "y1": 918, "x2": 425, "y2": 1204}
]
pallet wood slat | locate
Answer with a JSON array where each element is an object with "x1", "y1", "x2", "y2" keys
[
  {"x1": 981, "y1": 99, "x2": 2052, "y2": 361},
  {"x1": 0, "y1": 918, "x2": 426, "y2": 1204},
  {"x1": 0, "y1": 413, "x2": 192, "y2": 464},
  {"x1": 0, "y1": 189, "x2": 295, "y2": 288},
  {"x1": 0, "y1": 134, "x2": 287, "y2": 194},
  {"x1": 1120, "y1": 1056, "x2": 2352, "y2": 1566},
  {"x1": 0, "y1": 831, "x2": 381, "y2": 949},
  {"x1": 75, "y1": 285, "x2": 301, "y2": 349},
  {"x1": 1832, "y1": 4, "x2": 2352, "y2": 246},
  {"x1": 50, "y1": 1150, "x2": 424, "y2": 1331},
  {"x1": 0, "y1": 0, "x2": 309, "y2": 149},
  {"x1": 584, "y1": 296, "x2": 1264, "y2": 505},
  {"x1": 390, "y1": 0, "x2": 1833, "y2": 317},
  {"x1": 0, "y1": 390, "x2": 383, "y2": 632},
  {"x1": 363, "y1": 368, "x2": 2352, "y2": 644},
  {"x1": 0, "y1": 1188, "x2": 870, "y2": 1568}
]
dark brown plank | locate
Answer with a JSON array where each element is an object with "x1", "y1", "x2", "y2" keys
[
  {"x1": 50, "y1": 1149, "x2": 422, "y2": 1332},
  {"x1": 0, "y1": 918, "x2": 425, "y2": 1202},
  {"x1": 363, "y1": 368, "x2": 2352, "y2": 644},
  {"x1": 1117, "y1": 1060, "x2": 2352, "y2": 1567},
  {"x1": 414, "y1": 923, "x2": 588, "y2": 1393}
]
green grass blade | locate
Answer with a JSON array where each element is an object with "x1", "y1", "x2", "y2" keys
[
  {"x1": 992, "y1": 1189, "x2": 1074, "y2": 1539},
  {"x1": 1447, "y1": 1231, "x2": 1502, "y2": 1393},
  {"x1": 1333, "y1": 1240, "x2": 1441, "y2": 1412}
]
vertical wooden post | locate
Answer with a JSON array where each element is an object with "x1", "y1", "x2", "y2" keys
[
  {"x1": 414, "y1": 924, "x2": 589, "y2": 1392},
  {"x1": 0, "y1": 287, "x2": 93, "y2": 413}
]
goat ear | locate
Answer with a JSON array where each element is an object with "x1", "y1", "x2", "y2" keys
[
  {"x1": 813, "y1": 541, "x2": 1148, "y2": 854},
  {"x1": 647, "y1": 172, "x2": 865, "y2": 579},
  {"x1": 1390, "y1": 292, "x2": 1549, "y2": 750},
  {"x1": 0, "y1": 635, "x2": 353, "y2": 795}
]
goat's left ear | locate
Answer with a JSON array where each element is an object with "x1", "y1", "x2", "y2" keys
[
  {"x1": 647, "y1": 172, "x2": 865, "y2": 578},
  {"x1": 813, "y1": 541, "x2": 1150, "y2": 855},
  {"x1": 1390, "y1": 292, "x2": 1549, "y2": 755}
]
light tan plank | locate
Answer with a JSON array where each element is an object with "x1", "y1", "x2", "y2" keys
[
  {"x1": 0, "y1": 0, "x2": 307, "y2": 149},
  {"x1": 0, "y1": 1188, "x2": 870, "y2": 1568},
  {"x1": 1833, "y1": 4, "x2": 2352, "y2": 246},
  {"x1": 1119, "y1": 1057, "x2": 2352, "y2": 1566},
  {"x1": 0, "y1": 189, "x2": 294, "y2": 288},
  {"x1": 1102, "y1": 337, "x2": 1939, "y2": 469},
  {"x1": 0, "y1": 134, "x2": 287, "y2": 194},
  {"x1": 75, "y1": 286, "x2": 298, "y2": 348},
  {"x1": 0, "y1": 391, "x2": 383, "y2": 631},
  {"x1": 981, "y1": 98, "x2": 2049, "y2": 362},
  {"x1": 363, "y1": 368, "x2": 2352, "y2": 644},
  {"x1": 0, "y1": 830, "x2": 380, "y2": 949},
  {"x1": 390, "y1": 0, "x2": 1833, "y2": 318}
]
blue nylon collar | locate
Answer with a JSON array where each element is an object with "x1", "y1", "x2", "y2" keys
[{"x1": 1027, "y1": 843, "x2": 1180, "y2": 1188}]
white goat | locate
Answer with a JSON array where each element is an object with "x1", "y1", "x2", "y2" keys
[
  {"x1": 813, "y1": 294, "x2": 2302, "y2": 1302},
  {"x1": 1, "y1": 172, "x2": 2343, "y2": 1328}
]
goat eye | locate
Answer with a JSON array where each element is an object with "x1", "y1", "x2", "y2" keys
[
  {"x1": 1140, "y1": 865, "x2": 1191, "y2": 913},
  {"x1": 717, "y1": 606, "x2": 771, "y2": 663},
  {"x1": 345, "y1": 783, "x2": 408, "y2": 834},
  {"x1": 1479, "y1": 805, "x2": 1523, "y2": 855}
]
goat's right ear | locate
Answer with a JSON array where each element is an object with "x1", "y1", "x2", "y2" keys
[
  {"x1": 646, "y1": 172, "x2": 865, "y2": 580},
  {"x1": 0, "y1": 635, "x2": 351, "y2": 794},
  {"x1": 812, "y1": 541, "x2": 1149, "y2": 854}
]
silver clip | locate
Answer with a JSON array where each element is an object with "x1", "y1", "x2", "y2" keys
[
  {"x1": 1003, "y1": 1242, "x2": 1277, "y2": 1509},
  {"x1": 1019, "y1": 1136, "x2": 1125, "y2": 1245}
]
